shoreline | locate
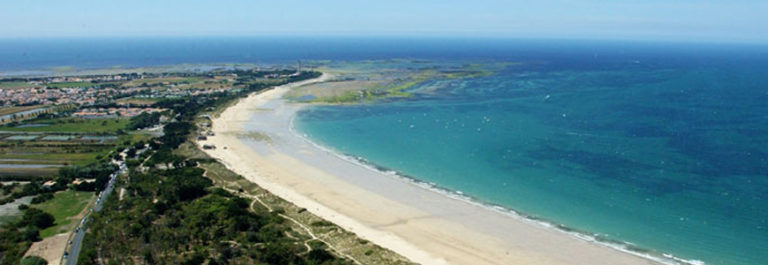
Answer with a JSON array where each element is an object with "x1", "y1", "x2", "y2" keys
[
  {"x1": 287, "y1": 122, "x2": 701, "y2": 265},
  {"x1": 199, "y1": 74, "x2": 664, "y2": 265}
]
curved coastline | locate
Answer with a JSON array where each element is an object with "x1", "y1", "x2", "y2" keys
[
  {"x1": 200, "y1": 74, "x2": 674, "y2": 265},
  {"x1": 289, "y1": 112, "x2": 703, "y2": 265}
]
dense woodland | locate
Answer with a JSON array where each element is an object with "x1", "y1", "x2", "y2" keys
[{"x1": 78, "y1": 163, "x2": 348, "y2": 264}]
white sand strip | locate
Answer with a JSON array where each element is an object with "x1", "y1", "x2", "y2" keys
[{"x1": 199, "y1": 74, "x2": 660, "y2": 265}]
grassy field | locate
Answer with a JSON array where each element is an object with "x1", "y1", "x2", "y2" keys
[
  {"x1": 174, "y1": 79, "x2": 232, "y2": 90},
  {"x1": 121, "y1": 77, "x2": 203, "y2": 87},
  {"x1": 0, "y1": 117, "x2": 128, "y2": 133},
  {"x1": 33, "y1": 190, "x2": 94, "y2": 238},
  {"x1": 45, "y1": 81, "x2": 97, "y2": 88}
]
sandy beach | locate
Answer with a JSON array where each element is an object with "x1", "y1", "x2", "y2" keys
[{"x1": 199, "y1": 74, "x2": 661, "y2": 265}]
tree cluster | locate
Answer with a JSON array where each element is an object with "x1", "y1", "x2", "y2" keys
[
  {"x1": 58, "y1": 162, "x2": 118, "y2": 192},
  {"x1": 128, "y1": 112, "x2": 164, "y2": 130},
  {"x1": 0, "y1": 207, "x2": 55, "y2": 265}
]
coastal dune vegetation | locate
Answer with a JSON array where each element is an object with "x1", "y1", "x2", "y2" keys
[{"x1": 75, "y1": 70, "x2": 412, "y2": 265}]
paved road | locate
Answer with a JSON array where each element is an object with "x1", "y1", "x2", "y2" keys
[{"x1": 63, "y1": 158, "x2": 126, "y2": 265}]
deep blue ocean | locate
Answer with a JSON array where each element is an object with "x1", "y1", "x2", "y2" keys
[{"x1": 2, "y1": 37, "x2": 767, "y2": 265}]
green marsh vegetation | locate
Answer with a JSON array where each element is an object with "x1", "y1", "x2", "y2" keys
[{"x1": 286, "y1": 61, "x2": 501, "y2": 104}]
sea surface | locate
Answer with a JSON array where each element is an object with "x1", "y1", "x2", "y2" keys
[
  {"x1": 294, "y1": 42, "x2": 768, "y2": 265},
  {"x1": 0, "y1": 37, "x2": 656, "y2": 74},
  {"x1": 2, "y1": 37, "x2": 766, "y2": 265}
]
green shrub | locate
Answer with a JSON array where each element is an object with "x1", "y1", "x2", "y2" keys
[
  {"x1": 21, "y1": 208, "x2": 55, "y2": 229},
  {"x1": 31, "y1": 193, "x2": 54, "y2": 204},
  {"x1": 20, "y1": 256, "x2": 48, "y2": 265}
]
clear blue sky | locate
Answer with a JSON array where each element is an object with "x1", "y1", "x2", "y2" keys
[{"x1": 1, "y1": 0, "x2": 766, "y2": 43}]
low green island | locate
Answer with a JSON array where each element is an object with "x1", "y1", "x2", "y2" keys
[{"x1": 284, "y1": 60, "x2": 505, "y2": 104}]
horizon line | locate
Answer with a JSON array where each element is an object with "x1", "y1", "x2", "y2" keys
[{"x1": 0, "y1": 34, "x2": 767, "y2": 46}]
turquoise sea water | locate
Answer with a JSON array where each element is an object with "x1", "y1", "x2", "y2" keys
[
  {"x1": 3, "y1": 37, "x2": 766, "y2": 265},
  {"x1": 296, "y1": 51, "x2": 768, "y2": 265}
]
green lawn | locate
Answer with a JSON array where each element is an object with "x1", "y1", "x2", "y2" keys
[
  {"x1": 32, "y1": 190, "x2": 93, "y2": 238},
  {"x1": 1, "y1": 118, "x2": 128, "y2": 133}
]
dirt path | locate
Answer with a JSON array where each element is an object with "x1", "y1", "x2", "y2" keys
[
  {"x1": 24, "y1": 233, "x2": 69, "y2": 265},
  {"x1": 220, "y1": 185, "x2": 362, "y2": 265}
]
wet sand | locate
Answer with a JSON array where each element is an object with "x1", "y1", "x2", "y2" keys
[{"x1": 199, "y1": 74, "x2": 660, "y2": 265}]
